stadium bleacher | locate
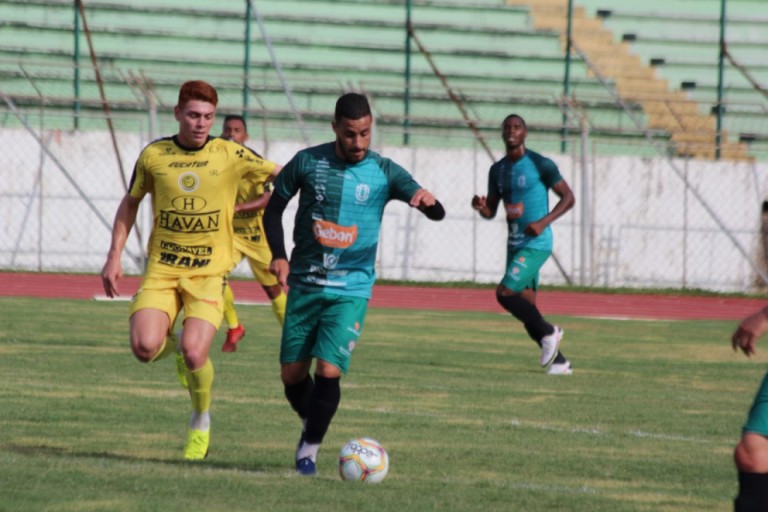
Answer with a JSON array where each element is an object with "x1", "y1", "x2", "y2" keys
[{"x1": 0, "y1": 0, "x2": 765, "y2": 159}]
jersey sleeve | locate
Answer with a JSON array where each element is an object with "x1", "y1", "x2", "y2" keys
[
  {"x1": 486, "y1": 162, "x2": 501, "y2": 199},
  {"x1": 384, "y1": 159, "x2": 421, "y2": 203},
  {"x1": 239, "y1": 149, "x2": 277, "y2": 187},
  {"x1": 272, "y1": 151, "x2": 304, "y2": 201},
  {"x1": 533, "y1": 154, "x2": 564, "y2": 188},
  {"x1": 128, "y1": 149, "x2": 153, "y2": 200}
]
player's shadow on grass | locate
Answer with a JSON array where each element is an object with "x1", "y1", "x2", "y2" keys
[{"x1": 2, "y1": 442, "x2": 278, "y2": 473}]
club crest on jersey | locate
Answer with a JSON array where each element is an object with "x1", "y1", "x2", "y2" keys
[
  {"x1": 313, "y1": 219, "x2": 357, "y2": 248},
  {"x1": 323, "y1": 253, "x2": 338, "y2": 269},
  {"x1": 355, "y1": 184, "x2": 370, "y2": 203},
  {"x1": 178, "y1": 172, "x2": 200, "y2": 193}
]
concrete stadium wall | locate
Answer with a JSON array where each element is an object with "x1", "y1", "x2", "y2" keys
[{"x1": 1, "y1": 127, "x2": 766, "y2": 292}]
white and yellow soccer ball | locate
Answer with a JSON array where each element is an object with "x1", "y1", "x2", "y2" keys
[{"x1": 338, "y1": 437, "x2": 389, "y2": 483}]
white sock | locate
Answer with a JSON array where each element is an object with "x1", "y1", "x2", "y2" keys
[
  {"x1": 297, "y1": 441, "x2": 320, "y2": 461},
  {"x1": 189, "y1": 410, "x2": 210, "y2": 431}
]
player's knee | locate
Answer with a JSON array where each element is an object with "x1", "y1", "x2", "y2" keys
[
  {"x1": 130, "y1": 341, "x2": 158, "y2": 363},
  {"x1": 496, "y1": 291, "x2": 524, "y2": 314},
  {"x1": 735, "y1": 435, "x2": 768, "y2": 473}
]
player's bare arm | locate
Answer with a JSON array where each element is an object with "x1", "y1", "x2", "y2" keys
[
  {"x1": 235, "y1": 191, "x2": 271, "y2": 214},
  {"x1": 732, "y1": 306, "x2": 768, "y2": 357},
  {"x1": 409, "y1": 188, "x2": 435, "y2": 208},
  {"x1": 267, "y1": 163, "x2": 283, "y2": 181},
  {"x1": 524, "y1": 180, "x2": 575, "y2": 236},
  {"x1": 269, "y1": 258, "x2": 290, "y2": 288},
  {"x1": 101, "y1": 194, "x2": 140, "y2": 298},
  {"x1": 472, "y1": 194, "x2": 500, "y2": 219}
]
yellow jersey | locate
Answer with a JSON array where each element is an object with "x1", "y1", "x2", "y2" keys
[{"x1": 129, "y1": 136, "x2": 276, "y2": 278}]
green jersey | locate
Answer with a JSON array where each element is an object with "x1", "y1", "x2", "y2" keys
[{"x1": 273, "y1": 142, "x2": 421, "y2": 298}]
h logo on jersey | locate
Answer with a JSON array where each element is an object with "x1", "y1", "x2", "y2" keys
[{"x1": 355, "y1": 184, "x2": 370, "y2": 203}]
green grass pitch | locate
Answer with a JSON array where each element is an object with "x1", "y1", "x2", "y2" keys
[{"x1": 0, "y1": 296, "x2": 764, "y2": 511}]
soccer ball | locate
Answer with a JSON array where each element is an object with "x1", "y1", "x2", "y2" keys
[{"x1": 338, "y1": 437, "x2": 389, "y2": 483}]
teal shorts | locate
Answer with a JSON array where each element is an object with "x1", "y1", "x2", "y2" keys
[
  {"x1": 500, "y1": 247, "x2": 552, "y2": 292},
  {"x1": 743, "y1": 371, "x2": 768, "y2": 436},
  {"x1": 280, "y1": 288, "x2": 368, "y2": 374}
]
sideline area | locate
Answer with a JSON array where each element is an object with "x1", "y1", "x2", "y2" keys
[{"x1": 0, "y1": 272, "x2": 764, "y2": 321}]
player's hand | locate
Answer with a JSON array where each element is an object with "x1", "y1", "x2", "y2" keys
[
  {"x1": 524, "y1": 220, "x2": 546, "y2": 237},
  {"x1": 731, "y1": 308, "x2": 768, "y2": 357},
  {"x1": 471, "y1": 195, "x2": 486, "y2": 212},
  {"x1": 101, "y1": 255, "x2": 123, "y2": 298},
  {"x1": 270, "y1": 258, "x2": 290, "y2": 288},
  {"x1": 732, "y1": 325, "x2": 758, "y2": 357},
  {"x1": 410, "y1": 188, "x2": 436, "y2": 209},
  {"x1": 731, "y1": 307, "x2": 768, "y2": 357}
]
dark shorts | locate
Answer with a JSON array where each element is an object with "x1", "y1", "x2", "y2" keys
[{"x1": 280, "y1": 288, "x2": 368, "y2": 374}]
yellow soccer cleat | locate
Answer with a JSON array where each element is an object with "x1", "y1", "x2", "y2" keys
[
  {"x1": 175, "y1": 352, "x2": 189, "y2": 389},
  {"x1": 183, "y1": 429, "x2": 210, "y2": 461}
]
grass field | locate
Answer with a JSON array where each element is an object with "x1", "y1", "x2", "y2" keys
[{"x1": 1, "y1": 296, "x2": 766, "y2": 511}]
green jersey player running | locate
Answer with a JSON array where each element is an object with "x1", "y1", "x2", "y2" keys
[
  {"x1": 472, "y1": 113, "x2": 575, "y2": 375},
  {"x1": 263, "y1": 92, "x2": 445, "y2": 476}
]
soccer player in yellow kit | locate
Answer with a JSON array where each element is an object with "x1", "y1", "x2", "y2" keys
[
  {"x1": 219, "y1": 114, "x2": 287, "y2": 352},
  {"x1": 100, "y1": 81, "x2": 279, "y2": 460}
]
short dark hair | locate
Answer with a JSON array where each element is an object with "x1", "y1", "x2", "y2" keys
[
  {"x1": 223, "y1": 114, "x2": 247, "y2": 131},
  {"x1": 334, "y1": 93, "x2": 371, "y2": 122},
  {"x1": 501, "y1": 114, "x2": 526, "y2": 130}
]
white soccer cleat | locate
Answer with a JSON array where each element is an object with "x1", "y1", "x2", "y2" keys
[
  {"x1": 540, "y1": 326, "x2": 563, "y2": 367},
  {"x1": 546, "y1": 361, "x2": 573, "y2": 375}
]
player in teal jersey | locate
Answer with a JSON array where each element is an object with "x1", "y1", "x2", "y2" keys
[
  {"x1": 472, "y1": 114, "x2": 575, "y2": 374},
  {"x1": 263, "y1": 92, "x2": 445, "y2": 476},
  {"x1": 731, "y1": 306, "x2": 768, "y2": 511}
]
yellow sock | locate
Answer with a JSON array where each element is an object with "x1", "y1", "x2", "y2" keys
[
  {"x1": 188, "y1": 359, "x2": 214, "y2": 414},
  {"x1": 223, "y1": 283, "x2": 239, "y2": 329},
  {"x1": 271, "y1": 292, "x2": 287, "y2": 326},
  {"x1": 150, "y1": 332, "x2": 178, "y2": 362}
]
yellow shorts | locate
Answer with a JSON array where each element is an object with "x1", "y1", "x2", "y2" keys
[
  {"x1": 233, "y1": 236, "x2": 278, "y2": 287},
  {"x1": 129, "y1": 275, "x2": 226, "y2": 328}
]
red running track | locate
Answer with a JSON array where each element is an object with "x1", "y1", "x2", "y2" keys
[{"x1": 0, "y1": 272, "x2": 763, "y2": 321}]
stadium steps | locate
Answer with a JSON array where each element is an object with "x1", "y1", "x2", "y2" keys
[{"x1": 505, "y1": 0, "x2": 755, "y2": 161}]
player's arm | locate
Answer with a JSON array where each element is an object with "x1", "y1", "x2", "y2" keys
[
  {"x1": 267, "y1": 163, "x2": 283, "y2": 181},
  {"x1": 471, "y1": 194, "x2": 500, "y2": 219},
  {"x1": 235, "y1": 191, "x2": 271, "y2": 214},
  {"x1": 410, "y1": 188, "x2": 445, "y2": 221},
  {"x1": 101, "y1": 193, "x2": 141, "y2": 298},
  {"x1": 263, "y1": 192, "x2": 290, "y2": 288},
  {"x1": 525, "y1": 179, "x2": 575, "y2": 237},
  {"x1": 732, "y1": 306, "x2": 768, "y2": 357}
]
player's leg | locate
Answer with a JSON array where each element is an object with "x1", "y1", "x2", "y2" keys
[
  {"x1": 251, "y1": 251, "x2": 287, "y2": 326},
  {"x1": 496, "y1": 249, "x2": 568, "y2": 370},
  {"x1": 222, "y1": 281, "x2": 245, "y2": 352},
  {"x1": 222, "y1": 248, "x2": 246, "y2": 352},
  {"x1": 178, "y1": 276, "x2": 225, "y2": 460},
  {"x1": 734, "y1": 373, "x2": 768, "y2": 511},
  {"x1": 294, "y1": 293, "x2": 366, "y2": 476},
  {"x1": 264, "y1": 283, "x2": 287, "y2": 325},
  {"x1": 128, "y1": 277, "x2": 180, "y2": 362},
  {"x1": 280, "y1": 288, "x2": 322, "y2": 473}
]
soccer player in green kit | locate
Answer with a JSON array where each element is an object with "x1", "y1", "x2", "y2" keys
[
  {"x1": 101, "y1": 80, "x2": 279, "y2": 460},
  {"x1": 472, "y1": 114, "x2": 575, "y2": 375},
  {"x1": 731, "y1": 306, "x2": 768, "y2": 511},
  {"x1": 263, "y1": 92, "x2": 446, "y2": 476}
]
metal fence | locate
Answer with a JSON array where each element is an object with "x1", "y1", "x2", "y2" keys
[{"x1": 2, "y1": 96, "x2": 766, "y2": 294}]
